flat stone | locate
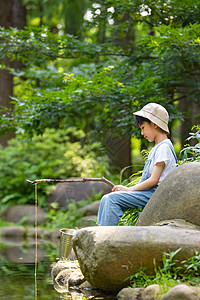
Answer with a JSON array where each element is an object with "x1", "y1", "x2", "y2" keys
[
  {"x1": 72, "y1": 226, "x2": 200, "y2": 291},
  {"x1": 155, "y1": 219, "x2": 200, "y2": 231}
]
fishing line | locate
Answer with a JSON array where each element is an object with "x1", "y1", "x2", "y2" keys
[
  {"x1": 26, "y1": 176, "x2": 114, "y2": 299},
  {"x1": 35, "y1": 183, "x2": 38, "y2": 300}
]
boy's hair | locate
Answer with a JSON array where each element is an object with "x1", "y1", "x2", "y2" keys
[
  {"x1": 134, "y1": 115, "x2": 169, "y2": 135},
  {"x1": 134, "y1": 115, "x2": 151, "y2": 128}
]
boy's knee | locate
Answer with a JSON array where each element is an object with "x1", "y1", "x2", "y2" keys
[
  {"x1": 106, "y1": 192, "x2": 118, "y2": 204},
  {"x1": 101, "y1": 194, "x2": 109, "y2": 204},
  {"x1": 101, "y1": 193, "x2": 114, "y2": 204}
]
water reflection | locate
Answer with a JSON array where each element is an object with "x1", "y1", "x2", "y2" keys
[
  {"x1": 0, "y1": 237, "x2": 117, "y2": 300},
  {"x1": 0, "y1": 241, "x2": 59, "y2": 299}
]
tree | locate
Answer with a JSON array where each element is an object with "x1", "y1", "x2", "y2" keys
[
  {"x1": 0, "y1": 0, "x2": 200, "y2": 166},
  {"x1": 0, "y1": 0, "x2": 26, "y2": 147}
]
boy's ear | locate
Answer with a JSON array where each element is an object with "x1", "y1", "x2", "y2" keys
[{"x1": 152, "y1": 122, "x2": 158, "y2": 129}]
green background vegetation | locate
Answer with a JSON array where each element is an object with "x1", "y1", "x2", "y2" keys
[
  {"x1": 0, "y1": 1, "x2": 200, "y2": 294},
  {"x1": 0, "y1": 0, "x2": 200, "y2": 223}
]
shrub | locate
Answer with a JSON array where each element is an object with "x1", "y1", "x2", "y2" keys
[
  {"x1": 180, "y1": 125, "x2": 200, "y2": 163},
  {"x1": 128, "y1": 249, "x2": 200, "y2": 290},
  {"x1": 0, "y1": 128, "x2": 110, "y2": 208}
]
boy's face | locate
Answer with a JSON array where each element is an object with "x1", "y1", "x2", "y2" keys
[{"x1": 139, "y1": 121, "x2": 157, "y2": 142}]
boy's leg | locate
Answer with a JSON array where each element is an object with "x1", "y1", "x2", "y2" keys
[{"x1": 97, "y1": 189, "x2": 154, "y2": 226}]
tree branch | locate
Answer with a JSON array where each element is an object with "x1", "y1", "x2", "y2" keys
[{"x1": 26, "y1": 176, "x2": 115, "y2": 188}]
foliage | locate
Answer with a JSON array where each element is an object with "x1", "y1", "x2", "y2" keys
[
  {"x1": 0, "y1": 0, "x2": 200, "y2": 147},
  {"x1": 180, "y1": 125, "x2": 200, "y2": 162},
  {"x1": 0, "y1": 128, "x2": 110, "y2": 209},
  {"x1": 45, "y1": 202, "x2": 84, "y2": 229},
  {"x1": 128, "y1": 248, "x2": 200, "y2": 293},
  {"x1": 118, "y1": 207, "x2": 143, "y2": 226},
  {"x1": 3, "y1": 4, "x2": 198, "y2": 139},
  {"x1": 45, "y1": 191, "x2": 103, "y2": 229}
]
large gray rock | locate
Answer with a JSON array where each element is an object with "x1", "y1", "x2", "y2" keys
[
  {"x1": 0, "y1": 205, "x2": 46, "y2": 225},
  {"x1": 77, "y1": 201, "x2": 100, "y2": 216},
  {"x1": 47, "y1": 180, "x2": 110, "y2": 208},
  {"x1": 72, "y1": 226, "x2": 200, "y2": 291},
  {"x1": 76, "y1": 201, "x2": 100, "y2": 227},
  {"x1": 136, "y1": 162, "x2": 200, "y2": 226}
]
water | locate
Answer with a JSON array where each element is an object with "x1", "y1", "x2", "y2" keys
[
  {"x1": 0, "y1": 242, "x2": 59, "y2": 299},
  {"x1": 0, "y1": 240, "x2": 117, "y2": 300}
]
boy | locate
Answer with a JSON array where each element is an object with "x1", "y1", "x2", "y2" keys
[{"x1": 97, "y1": 102, "x2": 177, "y2": 226}]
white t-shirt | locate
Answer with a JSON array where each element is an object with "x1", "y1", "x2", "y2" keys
[{"x1": 147, "y1": 139, "x2": 177, "y2": 185}]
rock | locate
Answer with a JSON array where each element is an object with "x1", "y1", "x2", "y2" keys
[
  {"x1": 67, "y1": 270, "x2": 85, "y2": 286},
  {"x1": 53, "y1": 282, "x2": 69, "y2": 294},
  {"x1": 141, "y1": 284, "x2": 161, "y2": 300},
  {"x1": 155, "y1": 219, "x2": 200, "y2": 231},
  {"x1": 136, "y1": 162, "x2": 200, "y2": 227},
  {"x1": 27, "y1": 228, "x2": 51, "y2": 239},
  {"x1": 50, "y1": 229, "x2": 60, "y2": 244},
  {"x1": 47, "y1": 180, "x2": 110, "y2": 208},
  {"x1": 0, "y1": 226, "x2": 25, "y2": 246},
  {"x1": 77, "y1": 201, "x2": 100, "y2": 227},
  {"x1": 79, "y1": 281, "x2": 96, "y2": 290},
  {"x1": 55, "y1": 268, "x2": 73, "y2": 285},
  {"x1": 53, "y1": 260, "x2": 85, "y2": 292},
  {"x1": 2, "y1": 245, "x2": 46, "y2": 263},
  {"x1": 1, "y1": 226, "x2": 25, "y2": 238},
  {"x1": 117, "y1": 287, "x2": 144, "y2": 300},
  {"x1": 77, "y1": 201, "x2": 100, "y2": 216},
  {"x1": 51, "y1": 260, "x2": 78, "y2": 280},
  {"x1": 0, "y1": 205, "x2": 46, "y2": 225},
  {"x1": 77, "y1": 215, "x2": 98, "y2": 228},
  {"x1": 161, "y1": 284, "x2": 200, "y2": 300},
  {"x1": 72, "y1": 226, "x2": 200, "y2": 291}
]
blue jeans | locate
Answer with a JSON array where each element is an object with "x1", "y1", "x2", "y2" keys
[
  {"x1": 96, "y1": 141, "x2": 167, "y2": 226},
  {"x1": 96, "y1": 186, "x2": 157, "y2": 226}
]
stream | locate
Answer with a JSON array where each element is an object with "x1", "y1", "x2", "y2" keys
[{"x1": 0, "y1": 238, "x2": 117, "y2": 300}]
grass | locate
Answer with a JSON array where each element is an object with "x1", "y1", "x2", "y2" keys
[{"x1": 127, "y1": 248, "x2": 200, "y2": 299}]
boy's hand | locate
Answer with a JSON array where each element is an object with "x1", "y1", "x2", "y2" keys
[{"x1": 112, "y1": 185, "x2": 129, "y2": 192}]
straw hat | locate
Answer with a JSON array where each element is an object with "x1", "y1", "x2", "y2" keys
[{"x1": 133, "y1": 103, "x2": 169, "y2": 133}]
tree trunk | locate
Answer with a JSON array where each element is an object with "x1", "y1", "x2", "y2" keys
[
  {"x1": 103, "y1": 11, "x2": 136, "y2": 176},
  {"x1": 0, "y1": 0, "x2": 14, "y2": 147},
  {"x1": 103, "y1": 128, "x2": 132, "y2": 176},
  {"x1": 64, "y1": 0, "x2": 87, "y2": 38},
  {"x1": 179, "y1": 94, "x2": 200, "y2": 147},
  {"x1": 0, "y1": 0, "x2": 26, "y2": 147},
  {"x1": 13, "y1": 0, "x2": 26, "y2": 28}
]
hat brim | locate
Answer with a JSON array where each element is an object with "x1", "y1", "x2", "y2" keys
[{"x1": 133, "y1": 110, "x2": 170, "y2": 133}]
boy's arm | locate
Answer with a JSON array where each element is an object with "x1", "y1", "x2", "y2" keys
[{"x1": 113, "y1": 162, "x2": 165, "y2": 192}]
